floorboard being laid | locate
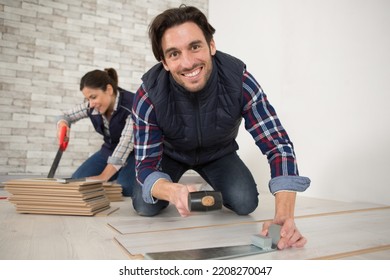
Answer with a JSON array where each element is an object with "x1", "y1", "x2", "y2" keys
[
  {"x1": 230, "y1": 208, "x2": 390, "y2": 260},
  {"x1": 108, "y1": 194, "x2": 387, "y2": 235},
  {"x1": 115, "y1": 222, "x2": 261, "y2": 255},
  {"x1": 114, "y1": 208, "x2": 390, "y2": 259},
  {"x1": 109, "y1": 208, "x2": 257, "y2": 234}
]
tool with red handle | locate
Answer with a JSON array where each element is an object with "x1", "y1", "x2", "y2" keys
[{"x1": 47, "y1": 125, "x2": 69, "y2": 178}]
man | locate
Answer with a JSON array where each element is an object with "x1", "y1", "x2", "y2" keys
[{"x1": 132, "y1": 5, "x2": 311, "y2": 249}]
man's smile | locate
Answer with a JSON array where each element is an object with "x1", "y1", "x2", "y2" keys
[{"x1": 182, "y1": 67, "x2": 202, "y2": 78}]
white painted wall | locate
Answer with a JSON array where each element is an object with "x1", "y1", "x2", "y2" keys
[{"x1": 209, "y1": 0, "x2": 390, "y2": 205}]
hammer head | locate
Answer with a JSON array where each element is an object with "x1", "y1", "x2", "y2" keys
[{"x1": 188, "y1": 191, "x2": 223, "y2": 212}]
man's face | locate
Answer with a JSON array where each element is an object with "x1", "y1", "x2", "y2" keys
[{"x1": 161, "y1": 21, "x2": 216, "y2": 93}]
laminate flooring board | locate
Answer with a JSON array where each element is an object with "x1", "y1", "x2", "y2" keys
[
  {"x1": 109, "y1": 208, "x2": 258, "y2": 234},
  {"x1": 114, "y1": 208, "x2": 390, "y2": 259},
  {"x1": 8, "y1": 193, "x2": 105, "y2": 202},
  {"x1": 4, "y1": 178, "x2": 111, "y2": 216},
  {"x1": 11, "y1": 195, "x2": 110, "y2": 213},
  {"x1": 4, "y1": 187, "x2": 103, "y2": 196},
  {"x1": 237, "y1": 208, "x2": 390, "y2": 260},
  {"x1": 95, "y1": 206, "x2": 120, "y2": 216},
  {"x1": 108, "y1": 194, "x2": 386, "y2": 235},
  {"x1": 337, "y1": 248, "x2": 390, "y2": 260},
  {"x1": 4, "y1": 178, "x2": 99, "y2": 186},
  {"x1": 9, "y1": 194, "x2": 108, "y2": 205},
  {"x1": 115, "y1": 222, "x2": 261, "y2": 255},
  {"x1": 103, "y1": 183, "x2": 123, "y2": 202}
]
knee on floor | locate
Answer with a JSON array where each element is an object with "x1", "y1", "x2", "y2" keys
[{"x1": 225, "y1": 197, "x2": 259, "y2": 215}]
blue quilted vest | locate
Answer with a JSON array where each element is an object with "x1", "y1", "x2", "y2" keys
[
  {"x1": 142, "y1": 51, "x2": 245, "y2": 165},
  {"x1": 88, "y1": 87, "x2": 134, "y2": 159}
]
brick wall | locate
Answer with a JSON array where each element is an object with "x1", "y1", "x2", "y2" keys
[{"x1": 0, "y1": 0, "x2": 208, "y2": 177}]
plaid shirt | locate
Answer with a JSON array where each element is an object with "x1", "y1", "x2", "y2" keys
[
  {"x1": 133, "y1": 70, "x2": 310, "y2": 203},
  {"x1": 59, "y1": 91, "x2": 134, "y2": 170}
]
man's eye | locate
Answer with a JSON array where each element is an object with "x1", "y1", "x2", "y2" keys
[{"x1": 170, "y1": 51, "x2": 179, "y2": 58}]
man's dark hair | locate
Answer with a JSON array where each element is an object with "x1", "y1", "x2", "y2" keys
[{"x1": 149, "y1": 5, "x2": 216, "y2": 61}]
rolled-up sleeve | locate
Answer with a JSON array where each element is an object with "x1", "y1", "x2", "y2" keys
[
  {"x1": 241, "y1": 70, "x2": 310, "y2": 193},
  {"x1": 107, "y1": 115, "x2": 134, "y2": 169},
  {"x1": 132, "y1": 84, "x2": 172, "y2": 203}
]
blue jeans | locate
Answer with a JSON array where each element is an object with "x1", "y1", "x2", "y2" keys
[
  {"x1": 132, "y1": 152, "x2": 259, "y2": 216},
  {"x1": 72, "y1": 151, "x2": 137, "y2": 197}
]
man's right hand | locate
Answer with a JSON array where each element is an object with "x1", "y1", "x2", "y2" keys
[
  {"x1": 152, "y1": 180, "x2": 197, "y2": 217},
  {"x1": 169, "y1": 183, "x2": 192, "y2": 217}
]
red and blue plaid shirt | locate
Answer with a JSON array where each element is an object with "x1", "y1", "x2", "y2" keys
[{"x1": 132, "y1": 70, "x2": 310, "y2": 203}]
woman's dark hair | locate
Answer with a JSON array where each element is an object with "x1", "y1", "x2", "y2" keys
[
  {"x1": 79, "y1": 68, "x2": 118, "y2": 95},
  {"x1": 149, "y1": 5, "x2": 216, "y2": 61}
]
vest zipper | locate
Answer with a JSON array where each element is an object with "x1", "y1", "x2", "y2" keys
[{"x1": 195, "y1": 95, "x2": 203, "y2": 164}]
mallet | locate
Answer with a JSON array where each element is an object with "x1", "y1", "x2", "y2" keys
[{"x1": 188, "y1": 191, "x2": 223, "y2": 211}]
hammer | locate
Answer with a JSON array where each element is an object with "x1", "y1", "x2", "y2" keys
[{"x1": 188, "y1": 191, "x2": 223, "y2": 212}]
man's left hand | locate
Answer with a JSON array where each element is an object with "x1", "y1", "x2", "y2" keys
[{"x1": 261, "y1": 218, "x2": 307, "y2": 249}]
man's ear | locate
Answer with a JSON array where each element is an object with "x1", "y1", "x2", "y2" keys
[
  {"x1": 161, "y1": 58, "x2": 170, "y2": 71},
  {"x1": 210, "y1": 39, "x2": 216, "y2": 56}
]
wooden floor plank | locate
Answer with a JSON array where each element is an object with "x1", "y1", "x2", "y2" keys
[
  {"x1": 108, "y1": 193, "x2": 387, "y2": 235},
  {"x1": 238, "y1": 208, "x2": 390, "y2": 260},
  {"x1": 311, "y1": 244, "x2": 390, "y2": 260},
  {"x1": 4, "y1": 178, "x2": 110, "y2": 216},
  {"x1": 115, "y1": 223, "x2": 260, "y2": 255},
  {"x1": 108, "y1": 208, "x2": 258, "y2": 234},
  {"x1": 114, "y1": 208, "x2": 390, "y2": 259},
  {"x1": 337, "y1": 248, "x2": 390, "y2": 260}
]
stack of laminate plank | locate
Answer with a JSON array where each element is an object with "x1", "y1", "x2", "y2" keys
[
  {"x1": 4, "y1": 178, "x2": 110, "y2": 216},
  {"x1": 102, "y1": 182, "x2": 123, "y2": 202}
]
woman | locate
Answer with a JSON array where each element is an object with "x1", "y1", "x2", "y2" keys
[{"x1": 56, "y1": 68, "x2": 136, "y2": 196}]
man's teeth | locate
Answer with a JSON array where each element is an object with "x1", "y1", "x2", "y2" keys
[{"x1": 184, "y1": 68, "x2": 201, "y2": 77}]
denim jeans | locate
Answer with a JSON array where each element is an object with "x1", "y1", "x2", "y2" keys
[
  {"x1": 71, "y1": 150, "x2": 137, "y2": 197},
  {"x1": 132, "y1": 152, "x2": 259, "y2": 216}
]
